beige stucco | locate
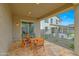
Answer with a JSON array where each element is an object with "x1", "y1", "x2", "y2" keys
[
  {"x1": 12, "y1": 16, "x2": 21, "y2": 40},
  {"x1": 0, "y1": 4, "x2": 13, "y2": 55},
  {"x1": 12, "y1": 18, "x2": 41, "y2": 40},
  {"x1": 74, "y1": 5, "x2": 79, "y2": 55},
  {"x1": 12, "y1": 15, "x2": 41, "y2": 40}
]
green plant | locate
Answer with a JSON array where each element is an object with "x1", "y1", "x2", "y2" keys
[{"x1": 69, "y1": 43, "x2": 74, "y2": 49}]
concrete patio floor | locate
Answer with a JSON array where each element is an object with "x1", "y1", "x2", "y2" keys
[{"x1": 8, "y1": 40, "x2": 75, "y2": 56}]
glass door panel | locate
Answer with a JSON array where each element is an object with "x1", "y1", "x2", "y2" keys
[{"x1": 22, "y1": 22, "x2": 35, "y2": 38}]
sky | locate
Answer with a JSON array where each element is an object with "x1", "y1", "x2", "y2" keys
[
  {"x1": 57, "y1": 9, "x2": 74, "y2": 26},
  {"x1": 40, "y1": 9, "x2": 74, "y2": 29}
]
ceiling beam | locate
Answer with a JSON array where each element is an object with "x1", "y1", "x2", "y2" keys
[{"x1": 37, "y1": 3, "x2": 74, "y2": 20}]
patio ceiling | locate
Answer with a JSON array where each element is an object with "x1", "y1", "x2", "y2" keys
[{"x1": 10, "y1": 3, "x2": 74, "y2": 20}]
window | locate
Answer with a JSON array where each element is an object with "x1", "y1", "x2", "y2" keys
[
  {"x1": 56, "y1": 19, "x2": 59, "y2": 24},
  {"x1": 58, "y1": 27, "x2": 61, "y2": 33},
  {"x1": 45, "y1": 27, "x2": 48, "y2": 31},
  {"x1": 44, "y1": 19, "x2": 48, "y2": 23},
  {"x1": 51, "y1": 27, "x2": 55, "y2": 33},
  {"x1": 22, "y1": 22, "x2": 35, "y2": 38},
  {"x1": 50, "y1": 18, "x2": 53, "y2": 24}
]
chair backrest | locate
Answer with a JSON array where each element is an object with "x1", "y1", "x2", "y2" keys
[{"x1": 34, "y1": 37, "x2": 44, "y2": 46}]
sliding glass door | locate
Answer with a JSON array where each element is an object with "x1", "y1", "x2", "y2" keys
[{"x1": 22, "y1": 22, "x2": 35, "y2": 38}]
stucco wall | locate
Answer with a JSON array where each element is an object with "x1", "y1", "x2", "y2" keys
[
  {"x1": 12, "y1": 17, "x2": 21, "y2": 41},
  {"x1": 74, "y1": 5, "x2": 79, "y2": 55},
  {"x1": 0, "y1": 4, "x2": 12, "y2": 55}
]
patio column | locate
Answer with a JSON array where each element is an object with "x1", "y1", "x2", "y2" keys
[
  {"x1": 74, "y1": 4, "x2": 79, "y2": 55},
  {"x1": 34, "y1": 21, "x2": 41, "y2": 37}
]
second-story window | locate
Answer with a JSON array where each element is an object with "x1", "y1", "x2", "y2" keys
[
  {"x1": 56, "y1": 19, "x2": 59, "y2": 24},
  {"x1": 50, "y1": 18, "x2": 53, "y2": 24}
]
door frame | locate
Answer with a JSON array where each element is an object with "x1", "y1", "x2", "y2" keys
[{"x1": 20, "y1": 20, "x2": 35, "y2": 39}]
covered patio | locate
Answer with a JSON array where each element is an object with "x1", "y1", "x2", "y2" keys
[
  {"x1": 8, "y1": 40, "x2": 75, "y2": 56},
  {"x1": 0, "y1": 3, "x2": 79, "y2": 56}
]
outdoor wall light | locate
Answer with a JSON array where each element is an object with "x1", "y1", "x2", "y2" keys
[
  {"x1": 16, "y1": 23, "x2": 19, "y2": 26},
  {"x1": 16, "y1": 22, "x2": 19, "y2": 26}
]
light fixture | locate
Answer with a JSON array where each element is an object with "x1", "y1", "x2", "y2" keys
[
  {"x1": 16, "y1": 22, "x2": 19, "y2": 26},
  {"x1": 16, "y1": 23, "x2": 19, "y2": 26},
  {"x1": 28, "y1": 11, "x2": 31, "y2": 15}
]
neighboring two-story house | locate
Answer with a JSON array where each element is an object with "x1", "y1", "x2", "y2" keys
[
  {"x1": 40, "y1": 16, "x2": 61, "y2": 36},
  {"x1": 40, "y1": 16, "x2": 74, "y2": 39}
]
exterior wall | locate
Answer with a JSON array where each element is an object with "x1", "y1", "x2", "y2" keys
[
  {"x1": 12, "y1": 18, "x2": 34, "y2": 40},
  {"x1": 40, "y1": 16, "x2": 61, "y2": 36},
  {"x1": 12, "y1": 17, "x2": 21, "y2": 40},
  {"x1": 40, "y1": 16, "x2": 60, "y2": 30},
  {"x1": 12, "y1": 18, "x2": 41, "y2": 40},
  {"x1": 0, "y1": 4, "x2": 41, "y2": 55},
  {"x1": 0, "y1": 4, "x2": 13, "y2": 55},
  {"x1": 22, "y1": 20, "x2": 41, "y2": 37}
]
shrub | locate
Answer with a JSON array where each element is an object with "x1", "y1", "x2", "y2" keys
[{"x1": 69, "y1": 43, "x2": 74, "y2": 49}]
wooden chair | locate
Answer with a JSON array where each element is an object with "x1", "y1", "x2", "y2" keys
[
  {"x1": 34, "y1": 37, "x2": 44, "y2": 47},
  {"x1": 32, "y1": 37, "x2": 45, "y2": 55}
]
